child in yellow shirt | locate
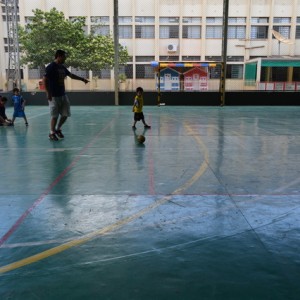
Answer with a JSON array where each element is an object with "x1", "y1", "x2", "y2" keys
[{"x1": 132, "y1": 87, "x2": 151, "y2": 129}]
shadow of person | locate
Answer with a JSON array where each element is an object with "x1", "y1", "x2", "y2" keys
[{"x1": 132, "y1": 128, "x2": 147, "y2": 170}]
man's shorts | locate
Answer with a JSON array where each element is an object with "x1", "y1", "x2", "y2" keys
[{"x1": 49, "y1": 95, "x2": 71, "y2": 118}]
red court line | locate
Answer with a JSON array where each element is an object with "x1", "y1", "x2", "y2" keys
[{"x1": 0, "y1": 120, "x2": 114, "y2": 248}]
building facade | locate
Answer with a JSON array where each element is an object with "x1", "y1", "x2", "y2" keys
[{"x1": 1, "y1": 0, "x2": 300, "y2": 92}]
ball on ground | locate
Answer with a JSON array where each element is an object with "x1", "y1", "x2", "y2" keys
[{"x1": 137, "y1": 135, "x2": 145, "y2": 144}]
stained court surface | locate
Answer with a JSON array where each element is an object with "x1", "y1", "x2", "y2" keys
[{"x1": 0, "y1": 105, "x2": 300, "y2": 299}]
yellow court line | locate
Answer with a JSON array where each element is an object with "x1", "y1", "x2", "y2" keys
[{"x1": 0, "y1": 122, "x2": 209, "y2": 275}]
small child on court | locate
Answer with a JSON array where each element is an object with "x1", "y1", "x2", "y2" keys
[
  {"x1": 11, "y1": 87, "x2": 28, "y2": 126},
  {"x1": 0, "y1": 96, "x2": 13, "y2": 126},
  {"x1": 132, "y1": 87, "x2": 151, "y2": 129}
]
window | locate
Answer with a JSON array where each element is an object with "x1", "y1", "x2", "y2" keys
[
  {"x1": 206, "y1": 17, "x2": 222, "y2": 24},
  {"x1": 135, "y1": 16, "x2": 155, "y2": 23},
  {"x1": 273, "y1": 17, "x2": 291, "y2": 24},
  {"x1": 206, "y1": 26, "x2": 222, "y2": 38},
  {"x1": 228, "y1": 26, "x2": 246, "y2": 39},
  {"x1": 227, "y1": 56, "x2": 244, "y2": 62},
  {"x1": 127, "y1": 56, "x2": 133, "y2": 62},
  {"x1": 182, "y1": 56, "x2": 201, "y2": 61},
  {"x1": 69, "y1": 17, "x2": 87, "y2": 34},
  {"x1": 28, "y1": 68, "x2": 41, "y2": 79},
  {"x1": 251, "y1": 26, "x2": 268, "y2": 39},
  {"x1": 136, "y1": 56, "x2": 155, "y2": 62},
  {"x1": 69, "y1": 16, "x2": 86, "y2": 23},
  {"x1": 71, "y1": 69, "x2": 89, "y2": 78},
  {"x1": 272, "y1": 26, "x2": 290, "y2": 39},
  {"x1": 159, "y1": 56, "x2": 179, "y2": 61},
  {"x1": 296, "y1": 26, "x2": 300, "y2": 39},
  {"x1": 3, "y1": 38, "x2": 13, "y2": 45},
  {"x1": 226, "y1": 65, "x2": 243, "y2": 79},
  {"x1": 182, "y1": 17, "x2": 201, "y2": 24},
  {"x1": 251, "y1": 17, "x2": 269, "y2": 39},
  {"x1": 25, "y1": 17, "x2": 34, "y2": 24},
  {"x1": 119, "y1": 17, "x2": 132, "y2": 24},
  {"x1": 159, "y1": 25, "x2": 179, "y2": 38},
  {"x1": 136, "y1": 65, "x2": 155, "y2": 79},
  {"x1": 209, "y1": 65, "x2": 221, "y2": 78},
  {"x1": 135, "y1": 25, "x2": 155, "y2": 38},
  {"x1": 159, "y1": 17, "x2": 179, "y2": 24},
  {"x1": 205, "y1": 56, "x2": 222, "y2": 61},
  {"x1": 92, "y1": 69, "x2": 111, "y2": 79},
  {"x1": 119, "y1": 25, "x2": 132, "y2": 38},
  {"x1": 182, "y1": 25, "x2": 201, "y2": 38},
  {"x1": 7, "y1": 69, "x2": 23, "y2": 79},
  {"x1": 91, "y1": 25, "x2": 110, "y2": 36},
  {"x1": 2, "y1": 15, "x2": 20, "y2": 22},
  {"x1": 296, "y1": 17, "x2": 300, "y2": 39},
  {"x1": 206, "y1": 18, "x2": 246, "y2": 39},
  {"x1": 90, "y1": 16, "x2": 109, "y2": 24},
  {"x1": 2, "y1": 6, "x2": 19, "y2": 13},
  {"x1": 228, "y1": 17, "x2": 246, "y2": 24},
  {"x1": 119, "y1": 65, "x2": 133, "y2": 79},
  {"x1": 249, "y1": 56, "x2": 267, "y2": 60},
  {"x1": 273, "y1": 18, "x2": 291, "y2": 39},
  {"x1": 251, "y1": 17, "x2": 268, "y2": 24}
]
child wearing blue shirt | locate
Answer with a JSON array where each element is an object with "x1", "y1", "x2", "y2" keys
[{"x1": 11, "y1": 88, "x2": 28, "y2": 126}]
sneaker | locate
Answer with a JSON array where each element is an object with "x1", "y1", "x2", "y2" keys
[
  {"x1": 49, "y1": 133, "x2": 58, "y2": 141},
  {"x1": 144, "y1": 125, "x2": 151, "y2": 129},
  {"x1": 55, "y1": 129, "x2": 64, "y2": 139}
]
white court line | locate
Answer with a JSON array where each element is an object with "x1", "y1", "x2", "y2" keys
[
  {"x1": 26, "y1": 111, "x2": 49, "y2": 120},
  {"x1": 47, "y1": 148, "x2": 82, "y2": 152}
]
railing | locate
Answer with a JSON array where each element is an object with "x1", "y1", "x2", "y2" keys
[{"x1": 257, "y1": 82, "x2": 300, "y2": 91}]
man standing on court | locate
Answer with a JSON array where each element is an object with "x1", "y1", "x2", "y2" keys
[{"x1": 43, "y1": 50, "x2": 89, "y2": 141}]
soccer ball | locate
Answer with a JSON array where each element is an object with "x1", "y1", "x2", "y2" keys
[{"x1": 137, "y1": 135, "x2": 145, "y2": 144}]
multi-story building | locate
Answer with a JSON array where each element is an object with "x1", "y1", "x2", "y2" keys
[{"x1": 1, "y1": 0, "x2": 300, "y2": 92}]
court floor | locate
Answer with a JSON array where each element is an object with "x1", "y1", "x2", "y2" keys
[{"x1": 1, "y1": 105, "x2": 300, "y2": 300}]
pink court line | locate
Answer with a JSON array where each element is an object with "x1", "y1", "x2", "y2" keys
[{"x1": 0, "y1": 120, "x2": 115, "y2": 248}]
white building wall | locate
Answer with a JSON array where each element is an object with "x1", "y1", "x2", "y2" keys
[
  {"x1": 90, "y1": 0, "x2": 111, "y2": 15},
  {"x1": 45, "y1": 0, "x2": 65, "y2": 12}
]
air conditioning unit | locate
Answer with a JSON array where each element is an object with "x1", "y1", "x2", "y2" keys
[{"x1": 167, "y1": 44, "x2": 178, "y2": 52}]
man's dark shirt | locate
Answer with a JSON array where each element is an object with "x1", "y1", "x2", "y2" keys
[{"x1": 44, "y1": 62, "x2": 71, "y2": 97}]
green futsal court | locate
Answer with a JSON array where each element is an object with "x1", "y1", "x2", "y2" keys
[{"x1": 1, "y1": 105, "x2": 300, "y2": 299}]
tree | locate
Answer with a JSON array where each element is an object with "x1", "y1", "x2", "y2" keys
[
  {"x1": 18, "y1": 8, "x2": 129, "y2": 75},
  {"x1": 79, "y1": 34, "x2": 128, "y2": 71}
]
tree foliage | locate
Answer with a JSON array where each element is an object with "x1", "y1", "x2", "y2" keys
[{"x1": 18, "y1": 8, "x2": 129, "y2": 71}]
